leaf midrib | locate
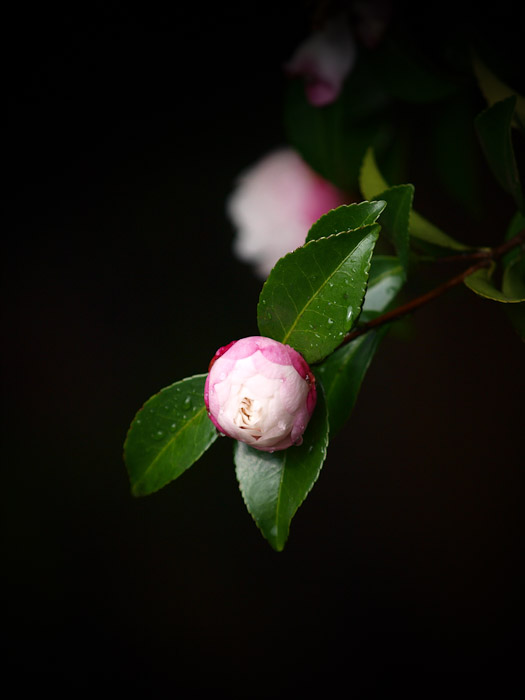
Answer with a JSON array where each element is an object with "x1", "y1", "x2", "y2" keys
[
  {"x1": 131, "y1": 402, "x2": 209, "y2": 493},
  {"x1": 281, "y1": 231, "x2": 376, "y2": 346}
]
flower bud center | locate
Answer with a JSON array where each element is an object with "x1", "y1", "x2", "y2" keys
[{"x1": 234, "y1": 396, "x2": 263, "y2": 438}]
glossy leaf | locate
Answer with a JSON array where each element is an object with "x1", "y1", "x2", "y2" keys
[
  {"x1": 234, "y1": 386, "x2": 329, "y2": 551},
  {"x1": 475, "y1": 96, "x2": 524, "y2": 212},
  {"x1": 316, "y1": 256, "x2": 404, "y2": 436},
  {"x1": 257, "y1": 226, "x2": 380, "y2": 364},
  {"x1": 124, "y1": 374, "x2": 218, "y2": 497},
  {"x1": 464, "y1": 262, "x2": 525, "y2": 303},
  {"x1": 360, "y1": 148, "x2": 469, "y2": 250},
  {"x1": 306, "y1": 201, "x2": 386, "y2": 243},
  {"x1": 361, "y1": 255, "x2": 405, "y2": 323},
  {"x1": 316, "y1": 330, "x2": 386, "y2": 438}
]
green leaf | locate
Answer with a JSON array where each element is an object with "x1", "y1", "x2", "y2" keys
[
  {"x1": 431, "y1": 95, "x2": 483, "y2": 220},
  {"x1": 475, "y1": 96, "x2": 524, "y2": 212},
  {"x1": 471, "y1": 50, "x2": 525, "y2": 128},
  {"x1": 361, "y1": 255, "x2": 405, "y2": 323},
  {"x1": 234, "y1": 386, "x2": 329, "y2": 551},
  {"x1": 464, "y1": 262, "x2": 525, "y2": 303},
  {"x1": 316, "y1": 255, "x2": 404, "y2": 436},
  {"x1": 257, "y1": 226, "x2": 380, "y2": 364},
  {"x1": 306, "y1": 201, "x2": 386, "y2": 243},
  {"x1": 502, "y1": 255, "x2": 525, "y2": 300},
  {"x1": 360, "y1": 148, "x2": 469, "y2": 250},
  {"x1": 370, "y1": 39, "x2": 459, "y2": 103},
  {"x1": 375, "y1": 185, "x2": 413, "y2": 277},
  {"x1": 284, "y1": 61, "x2": 389, "y2": 191},
  {"x1": 502, "y1": 211, "x2": 525, "y2": 267},
  {"x1": 124, "y1": 374, "x2": 218, "y2": 497},
  {"x1": 359, "y1": 146, "x2": 389, "y2": 196},
  {"x1": 315, "y1": 330, "x2": 386, "y2": 438}
]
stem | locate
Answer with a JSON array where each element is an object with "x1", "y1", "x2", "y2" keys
[{"x1": 340, "y1": 229, "x2": 525, "y2": 346}]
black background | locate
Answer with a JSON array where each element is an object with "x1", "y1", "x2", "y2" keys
[{"x1": 3, "y1": 2, "x2": 524, "y2": 693}]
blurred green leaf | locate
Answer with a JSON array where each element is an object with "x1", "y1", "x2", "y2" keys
[
  {"x1": 471, "y1": 50, "x2": 525, "y2": 128},
  {"x1": 370, "y1": 39, "x2": 459, "y2": 103},
  {"x1": 431, "y1": 95, "x2": 483, "y2": 220},
  {"x1": 502, "y1": 211, "x2": 525, "y2": 267},
  {"x1": 124, "y1": 374, "x2": 217, "y2": 496},
  {"x1": 464, "y1": 262, "x2": 525, "y2": 303},
  {"x1": 306, "y1": 201, "x2": 386, "y2": 243},
  {"x1": 316, "y1": 256, "x2": 404, "y2": 436},
  {"x1": 359, "y1": 147, "x2": 389, "y2": 196},
  {"x1": 374, "y1": 185, "x2": 413, "y2": 277},
  {"x1": 475, "y1": 96, "x2": 524, "y2": 212},
  {"x1": 284, "y1": 61, "x2": 389, "y2": 191},
  {"x1": 502, "y1": 255, "x2": 525, "y2": 299},
  {"x1": 360, "y1": 148, "x2": 469, "y2": 250},
  {"x1": 258, "y1": 226, "x2": 379, "y2": 364},
  {"x1": 234, "y1": 386, "x2": 328, "y2": 551}
]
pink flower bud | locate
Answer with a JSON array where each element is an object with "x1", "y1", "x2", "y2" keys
[
  {"x1": 285, "y1": 16, "x2": 356, "y2": 107},
  {"x1": 227, "y1": 148, "x2": 347, "y2": 278},
  {"x1": 204, "y1": 336, "x2": 317, "y2": 452}
]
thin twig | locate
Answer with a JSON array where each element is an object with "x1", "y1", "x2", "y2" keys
[{"x1": 339, "y1": 229, "x2": 525, "y2": 347}]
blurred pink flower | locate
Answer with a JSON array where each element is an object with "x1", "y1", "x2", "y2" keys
[
  {"x1": 227, "y1": 148, "x2": 347, "y2": 278},
  {"x1": 284, "y1": 15, "x2": 356, "y2": 107}
]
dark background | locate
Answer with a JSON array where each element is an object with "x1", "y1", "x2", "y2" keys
[{"x1": 3, "y1": 2, "x2": 523, "y2": 692}]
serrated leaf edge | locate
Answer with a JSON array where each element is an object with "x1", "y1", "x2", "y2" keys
[
  {"x1": 305, "y1": 200, "x2": 387, "y2": 243},
  {"x1": 258, "y1": 226, "x2": 380, "y2": 355}
]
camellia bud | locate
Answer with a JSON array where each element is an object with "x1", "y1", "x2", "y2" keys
[{"x1": 204, "y1": 336, "x2": 317, "y2": 452}]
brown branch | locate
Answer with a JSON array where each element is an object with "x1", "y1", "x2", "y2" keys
[{"x1": 339, "y1": 229, "x2": 525, "y2": 347}]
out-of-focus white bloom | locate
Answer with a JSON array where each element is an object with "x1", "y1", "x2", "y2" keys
[
  {"x1": 284, "y1": 15, "x2": 356, "y2": 107},
  {"x1": 204, "y1": 336, "x2": 317, "y2": 452},
  {"x1": 227, "y1": 148, "x2": 346, "y2": 278}
]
